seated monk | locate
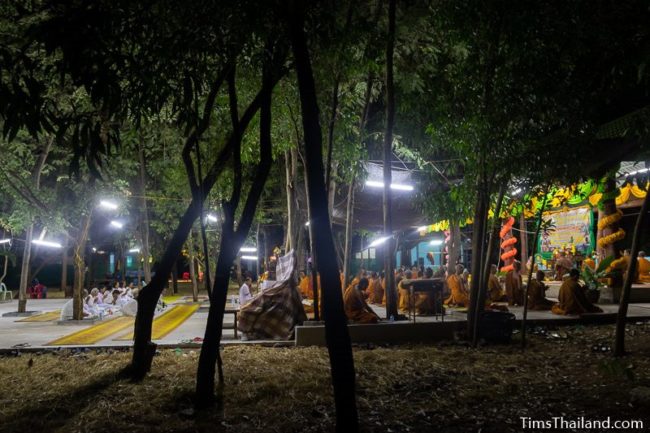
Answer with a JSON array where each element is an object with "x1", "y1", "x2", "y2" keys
[
  {"x1": 344, "y1": 277, "x2": 380, "y2": 324},
  {"x1": 638, "y1": 251, "x2": 650, "y2": 283},
  {"x1": 505, "y1": 261, "x2": 524, "y2": 306},
  {"x1": 527, "y1": 270, "x2": 555, "y2": 311},
  {"x1": 487, "y1": 264, "x2": 507, "y2": 302},
  {"x1": 298, "y1": 271, "x2": 312, "y2": 299},
  {"x1": 444, "y1": 264, "x2": 470, "y2": 307},
  {"x1": 398, "y1": 270, "x2": 414, "y2": 312},
  {"x1": 552, "y1": 269, "x2": 603, "y2": 315},
  {"x1": 415, "y1": 267, "x2": 437, "y2": 314},
  {"x1": 555, "y1": 252, "x2": 573, "y2": 281}
]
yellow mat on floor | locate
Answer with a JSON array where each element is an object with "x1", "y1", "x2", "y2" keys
[
  {"x1": 46, "y1": 316, "x2": 135, "y2": 346},
  {"x1": 162, "y1": 295, "x2": 183, "y2": 304},
  {"x1": 115, "y1": 304, "x2": 199, "y2": 341},
  {"x1": 16, "y1": 310, "x2": 61, "y2": 322}
]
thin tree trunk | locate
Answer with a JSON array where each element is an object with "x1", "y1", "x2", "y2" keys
[
  {"x1": 284, "y1": 150, "x2": 297, "y2": 251},
  {"x1": 138, "y1": 140, "x2": 152, "y2": 283},
  {"x1": 195, "y1": 57, "x2": 275, "y2": 406},
  {"x1": 472, "y1": 183, "x2": 506, "y2": 346},
  {"x1": 303, "y1": 154, "x2": 320, "y2": 320},
  {"x1": 342, "y1": 174, "x2": 356, "y2": 284},
  {"x1": 18, "y1": 224, "x2": 33, "y2": 313},
  {"x1": 328, "y1": 162, "x2": 338, "y2": 223},
  {"x1": 288, "y1": 3, "x2": 359, "y2": 430},
  {"x1": 171, "y1": 262, "x2": 178, "y2": 294},
  {"x1": 519, "y1": 213, "x2": 528, "y2": 271},
  {"x1": 61, "y1": 239, "x2": 69, "y2": 296},
  {"x1": 72, "y1": 211, "x2": 93, "y2": 320},
  {"x1": 188, "y1": 228, "x2": 199, "y2": 302},
  {"x1": 383, "y1": 0, "x2": 398, "y2": 321},
  {"x1": 614, "y1": 186, "x2": 649, "y2": 356},
  {"x1": 521, "y1": 189, "x2": 550, "y2": 348},
  {"x1": 0, "y1": 254, "x2": 8, "y2": 285},
  {"x1": 467, "y1": 185, "x2": 489, "y2": 337}
]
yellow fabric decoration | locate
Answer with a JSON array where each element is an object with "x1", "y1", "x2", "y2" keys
[
  {"x1": 597, "y1": 210, "x2": 623, "y2": 231},
  {"x1": 597, "y1": 228, "x2": 625, "y2": 249}
]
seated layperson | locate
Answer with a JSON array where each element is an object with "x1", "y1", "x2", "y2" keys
[
  {"x1": 527, "y1": 270, "x2": 555, "y2": 311},
  {"x1": 343, "y1": 277, "x2": 380, "y2": 324},
  {"x1": 487, "y1": 264, "x2": 507, "y2": 302},
  {"x1": 552, "y1": 269, "x2": 603, "y2": 315},
  {"x1": 444, "y1": 264, "x2": 469, "y2": 307},
  {"x1": 505, "y1": 261, "x2": 524, "y2": 306},
  {"x1": 239, "y1": 276, "x2": 254, "y2": 306}
]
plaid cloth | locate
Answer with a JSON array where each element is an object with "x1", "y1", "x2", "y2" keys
[{"x1": 238, "y1": 250, "x2": 306, "y2": 339}]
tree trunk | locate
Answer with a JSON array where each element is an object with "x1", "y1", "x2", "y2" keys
[
  {"x1": 521, "y1": 189, "x2": 550, "y2": 348},
  {"x1": 18, "y1": 224, "x2": 33, "y2": 313},
  {"x1": 473, "y1": 184, "x2": 506, "y2": 346},
  {"x1": 614, "y1": 186, "x2": 649, "y2": 356},
  {"x1": 288, "y1": 3, "x2": 359, "y2": 430},
  {"x1": 284, "y1": 150, "x2": 298, "y2": 251},
  {"x1": 303, "y1": 153, "x2": 320, "y2": 320},
  {"x1": 519, "y1": 213, "x2": 528, "y2": 271},
  {"x1": 383, "y1": 0, "x2": 398, "y2": 321},
  {"x1": 138, "y1": 141, "x2": 152, "y2": 283},
  {"x1": 61, "y1": 238, "x2": 69, "y2": 295},
  {"x1": 328, "y1": 162, "x2": 338, "y2": 223},
  {"x1": 196, "y1": 56, "x2": 275, "y2": 406},
  {"x1": 72, "y1": 211, "x2": 92, "y2": 320},
  {"x1": 467, "y1": 186, "x2": 489, "y2": 338},
  {"x1": 342, "y1": 174, "x2": 356, "y2": 284},
  {"x1": 188, "y1": 228, "x2": 199, "y2": 302},
  {"x1": 171, "y1": 262, "x2": 179, "y2": 294}
]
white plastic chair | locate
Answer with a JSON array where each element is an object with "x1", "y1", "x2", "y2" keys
[{"x1": 0, "y1": 282, "x2": 13, "y2": 301}]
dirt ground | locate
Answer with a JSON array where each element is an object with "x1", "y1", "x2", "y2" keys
[{"x1": 1, "y1": 323, "x2": 649, "y2": 433}]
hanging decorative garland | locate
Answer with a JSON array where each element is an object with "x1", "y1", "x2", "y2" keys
[
  {"x1": 499, "y1": 216, "x2": 518, "y2": 272},
  {"x1": 597, "y1": 209, "x2": 623, "y2": 231}
]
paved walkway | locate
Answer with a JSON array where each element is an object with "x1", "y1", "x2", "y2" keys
[{"x1": 2, "y1": 296, "x2": 650, "y2": 350}]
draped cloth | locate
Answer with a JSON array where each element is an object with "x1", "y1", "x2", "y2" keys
[{"x1": 238, "y1": 250, "x2": 306, "y2": 339}]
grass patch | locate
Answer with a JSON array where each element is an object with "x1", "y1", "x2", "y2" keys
[{"x1": 1, "y1": 323, "x2": 650, "y2": 432}]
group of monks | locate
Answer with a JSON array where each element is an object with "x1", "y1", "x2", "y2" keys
[{"x1": 295, "y1": 251, "x2": 649, "y2": 324}]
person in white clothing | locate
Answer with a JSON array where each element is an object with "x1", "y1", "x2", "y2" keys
[{"x1": 239, "y1": 277, "x2": 253, "y2": 306}]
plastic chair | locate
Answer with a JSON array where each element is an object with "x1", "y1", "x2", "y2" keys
[{"x1": 0, "y1": 282, "x2": 13, "y2": 301}]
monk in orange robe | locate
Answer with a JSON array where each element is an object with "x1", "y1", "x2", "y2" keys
[
  {"x1": 444, "y1": 264, "x2": 470, "y2": 307},
  {"x1": 527, "y1": 270, "x2": 555, "y2": 311},
  {"x1": 552, "y1": 269, "x2": 603, "y2": 315},
  {"x1": 298, "y1": 271, "x2": 312, "y2": 299},
  {"x1": 367, "y1": 272, "x2": 383, "y2": 304},
  {"x1": 487, "y1": 264, "x2": 507, "y2": 302},
  {"x1": 505, "y1": 261, "x2": 524, "y2": 306},
  {"x1": 398, "y1": 270, "x2": 415, "y2": 312},
  {"x1": 343, "y1": 277, "x2": 380, "y2": 324},
  {"x1": 415, "y1": 267, "x2": 436, "y2": 314},
  {"x1": 638, "y1": 252, "x2": 650, "y2": 283}
]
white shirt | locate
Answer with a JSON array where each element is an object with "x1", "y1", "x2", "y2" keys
[{"x1": 239, "y1": 283, "x2": 253, "y2": 306}]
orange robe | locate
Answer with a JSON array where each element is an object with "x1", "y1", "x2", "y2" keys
[
  {"x1": 583, "y1": 258, "x2": 596, "y2": 271},
  {"x1": 343, "y1": 285, "x2": 378, "y2": 323},
  {"x1": 638, "y1": 258, "x2": 650, "y2": 283},
  {"x1": 505, "y1": 271, "x2": 524, "y2": 306},
  {"x1": 552, "y1": 278, "x2": 603, "y2": 315},
  {"x1": 397, "y1": 279, "x2": 415, "y2": 312},
  {"x1": 487, "y1": 274, "x2": 506, "y2": 302},
  {"x1": 299, "y1": 276, "x2": 312, "y2": 299},
  {"x1": 527, "y1": 279, "x2": 554, "y2": 311},
  {"x1": 444, "y1": 274, "x2": 469, "y2": 307}
]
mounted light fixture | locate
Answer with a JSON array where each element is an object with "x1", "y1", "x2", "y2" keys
[
  {"x1": 32, "y1": 239, "x2": 62, "y2": 248},
  {"x1": 429, "y1": 239, "x2": 444, "y2": 246},
  {"x1": 129, "y1": 248, "x2": 141, "y2": 253},
  {"x1": 110, "y1": 221, "x2": 124, "y2": 229},
  {"x1": 241, "y1": 255, "x2": 258, "y2": 261},
  {"x1": 368, "y1": 236, "x2": 391, "y2": 248},
  {"x1": 240, "y1": 247, "x2": 257, "y2": 253},
  {"x1": 365, "y1": 180, "x2": 414, "y2": 191},
  {"x1": 0, "y1": 239, "x2": 11, "y2": 244},
  {"x1": 206, "y1": 214, "x2": 218, "y2": 222},
  {"x1": 99, "y1": 200, "x2": 118, "y2": 210}
]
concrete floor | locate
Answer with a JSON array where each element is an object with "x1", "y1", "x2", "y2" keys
[{"x1": 3, "y1": 293, "x2": 650, "y2": 350}]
